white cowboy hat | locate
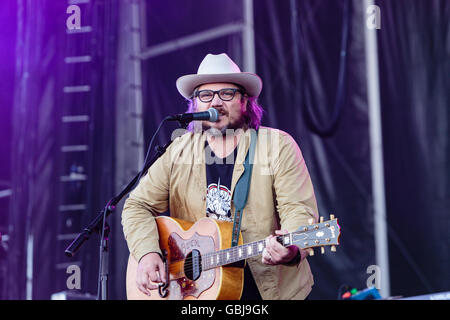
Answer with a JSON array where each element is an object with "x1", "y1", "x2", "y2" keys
[{"x1": 176, "y1": 53, "x2": 263, "y2": 99}]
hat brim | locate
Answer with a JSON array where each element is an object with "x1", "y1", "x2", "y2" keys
[{"x1": 176, "y1": 73, "x2": 263, "y2": 99}]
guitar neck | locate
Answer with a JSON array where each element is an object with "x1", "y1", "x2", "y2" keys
[
  {"x1": 201, "y1": 234, "x2": 293, "y2": 271},
  {"x1": 199, "y1": 217, "x2": 340, "y2": 271}
]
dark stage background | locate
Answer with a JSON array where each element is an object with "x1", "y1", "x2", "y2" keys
[{"x1": 0, "y1": 0, "x2": 449, "y2": 300}]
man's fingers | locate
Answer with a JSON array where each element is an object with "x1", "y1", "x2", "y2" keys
[
  {"x1": 137, "y1": 272, "x2": 161, "y2": 296},
  {"x1": 263, "y1": 237, "x2": 282, "y2": 265},
  {"x1": 265, "y1": 233, "x2": 293, "y2": 264},
  {"x1": 135, "y1": 253, "x2": 169, "y2": 296},
  {"x1": 268, "y1": 235, "x2": 287, "y2": 257},
  {"x1": 158, "y1": 260, "x2": 167, "y2": 283},
  {"x1": 147, "y1": 282, "x2": 159, "y2": 290},
  {"x1": 136, "y1": 271, "x2": 154, "y2": 296},
  {"x1": 275, "y1": 229, "x2": 289, "y2": 235},
  {"x1": 149, "y1": 264, "x2": 168, "y2": 284},
  {"x1": 265, "y1": 236, "x2": 279, "y2": 260},
  {"x1": 149, "y1": 268, "x2": 161, "y2": 284},
  {"x1": 261, "y1": 248, "x2": 274, "y2": 265}
]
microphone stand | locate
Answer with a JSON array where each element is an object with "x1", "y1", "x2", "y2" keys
[{"x1": 65, "y1": 117, "x2": 189, "y2": 300}]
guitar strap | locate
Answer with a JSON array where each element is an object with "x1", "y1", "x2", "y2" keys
[{"x1": 231, "y1": 128, "x2": 258, "y2": 247}]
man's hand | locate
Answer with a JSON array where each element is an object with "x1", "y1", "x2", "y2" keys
[
  {"x1": 262, "y1": 230, "x2": 299, "y2": 265},
  {"x1": 136, "y1": 252, "x2": 167, "y2": 296}
]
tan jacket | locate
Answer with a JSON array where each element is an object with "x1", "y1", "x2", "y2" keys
[{"x1": 121, "y1": 127, "x2": 319, "y2": 300}]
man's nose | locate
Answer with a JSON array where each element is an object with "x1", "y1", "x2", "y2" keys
[{"x1": 210, "y1": 93, "x2": 223, "y2": 106}]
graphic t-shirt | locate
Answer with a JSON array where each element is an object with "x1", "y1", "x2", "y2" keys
[
  {"x1": 205, "y1": 141, "x2": 236, "y2": 222},
  {"x1": 204, "y1": 140, "x2": 262, "y2": 300}
]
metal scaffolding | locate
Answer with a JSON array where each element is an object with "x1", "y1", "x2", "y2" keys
[
  {"x1": 364, "y1": 0, "x2": 390, "y2": 298},
  {"x1": 138, "y1": 0, "x2": 256, "y2": 71}
]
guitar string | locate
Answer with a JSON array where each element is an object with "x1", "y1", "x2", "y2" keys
[
  {"x1": 163, "y1": 223, "x2": 337, "y2": 275},
  {"x1": 178, "y1": 230, "x2": 316, "y2": 271},
  {"x1": 178, "y1": 241, "x2": 267, "y2": 272},
  {"x1": 174, "y1": 227, "x2": 336, "y2": 273},
  {"x1": 173, "y1": 235, "x2": 285, "y2": 273}
]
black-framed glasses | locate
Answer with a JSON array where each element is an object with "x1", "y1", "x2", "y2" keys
[{"x1": 194, "y1": 88, "x2": 244, "y2": 103}]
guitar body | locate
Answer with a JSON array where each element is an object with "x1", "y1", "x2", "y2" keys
[{"x1": 126, "y1": 216, "x2": 244, "y2": 300}]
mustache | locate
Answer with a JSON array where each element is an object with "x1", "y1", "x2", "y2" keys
[{"x1": 211, "y1": 107, "x2": 227, "y2": 116}]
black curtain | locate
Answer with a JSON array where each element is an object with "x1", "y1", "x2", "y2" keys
[
  {"x1": 254, "y1": 0, "x2": 375, "y2": 299},
  {"x1": 377, "y1": 0, "x2": 450, "y2": 296}
]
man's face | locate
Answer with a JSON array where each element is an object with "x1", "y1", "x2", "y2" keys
[{"x1": 195, "y1": 82, "x2": 247, "y2": 134}]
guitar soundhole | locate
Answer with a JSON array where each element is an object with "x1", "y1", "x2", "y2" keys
[{"x1": 184, "y1": 249, "x2": 202, "y2": 281}]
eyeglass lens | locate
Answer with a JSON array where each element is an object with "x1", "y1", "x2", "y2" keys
[{"x1": 198, "y1": 89, "x2": 238, "y2": 102}]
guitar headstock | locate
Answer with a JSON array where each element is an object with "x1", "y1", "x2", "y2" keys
[{"x1": 292, "y1": 215, "x2": 341, "y2": 255}]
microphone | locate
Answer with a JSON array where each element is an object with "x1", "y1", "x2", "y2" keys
[{"x1": 168, "y1": 108, "x2": 219, "y2": 123}]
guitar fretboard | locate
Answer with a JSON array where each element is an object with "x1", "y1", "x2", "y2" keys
[{"x1": 201, "y1": 234, "x2": 294, "y2": 270}]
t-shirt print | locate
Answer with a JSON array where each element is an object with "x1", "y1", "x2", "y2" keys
[{"x1": 206, "y1": 178, "x2": 233, "y2": 222}]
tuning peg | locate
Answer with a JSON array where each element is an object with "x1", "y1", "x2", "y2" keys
[
  {"x1": 320, "y1": 216, "x2": 324, "y2": 223},
  {"x1": 321, "y1": 247, "x2": 325, "y2": 254},
  {"x1": 331, "y1": 245, "x2": 336, "y2": 252},
  {"x1": 330, "y1": 214, "x2": 335, "y2": 220},
  {"x1": 308, "y1": 218, "x2": 314, "y2": 225},
  {"x1": 308, "y1": 248, "x2": 314, "y2": 256}
]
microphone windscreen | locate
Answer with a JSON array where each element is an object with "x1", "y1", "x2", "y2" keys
[{"x1": 208, "y1": 108, "x2": 219, "y2": 122}]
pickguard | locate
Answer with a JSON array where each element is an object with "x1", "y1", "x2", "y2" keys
[{"x1": 166, "y1": 232, "x2": 216, "y2": 299}]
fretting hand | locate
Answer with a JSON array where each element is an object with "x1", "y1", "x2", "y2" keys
[{"x1": 262, "y1": 230, "x2": 299, "y2": 265}]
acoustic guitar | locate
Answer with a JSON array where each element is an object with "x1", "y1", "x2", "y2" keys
[{"x1": 126, "y1": 215, "x2": 340, "y2": 300}]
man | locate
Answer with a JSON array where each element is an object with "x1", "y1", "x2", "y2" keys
[{"x1": 122, "y1": 53, "x2": 319, "y2": 300}]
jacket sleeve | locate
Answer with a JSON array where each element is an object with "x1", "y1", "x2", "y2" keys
[
  {"x1": 272, "y1": 132, "x2": 319, "y2": 259},
  {"x1": 121, "y1": 149, "x2": 171, "y2": 262}
]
